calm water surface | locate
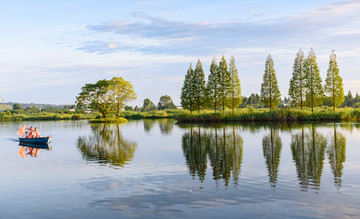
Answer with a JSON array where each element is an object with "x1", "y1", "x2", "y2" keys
[{"x1": 0, "y1": 119, "x2": 359, "y2": 218}]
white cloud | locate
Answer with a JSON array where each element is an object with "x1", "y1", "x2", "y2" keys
[{"x1": 107, "y1": 43, "x2": 118, "y2": 48}]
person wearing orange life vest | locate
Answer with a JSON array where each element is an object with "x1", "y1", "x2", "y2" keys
[
  {"x1": 34, "y1": 127, "x2": 40, "y2": 138},
  {"x1": 26, "y1": 126, "x2": 35, "y2": 138}
]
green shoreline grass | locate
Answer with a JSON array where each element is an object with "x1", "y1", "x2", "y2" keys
[
  {"x1": 0, "y1": 113, "x2": 95, "y2": 121},
  {"x1": 1, "y1": 108, "x2": 360, "y2": 123},
  {"x1": 120, "y1": 109, "x2": 185, "y2": 120},
  {"x1": 175, "y1": 108, "x2": 360, "y2": 123}
]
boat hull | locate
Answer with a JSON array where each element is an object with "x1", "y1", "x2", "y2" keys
[{"x1": 19, "y1": 136, "x2": 51, "y2": 144}]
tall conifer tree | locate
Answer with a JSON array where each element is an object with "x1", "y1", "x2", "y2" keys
[
  {"x1": 261, "y1": 54, "x2": 281, "y2": 110},
  {"x1": 228, "y1": 56, "x2": 242, "y2": 115},
  {"x1": 206, "y1": 57, "x2": 220, "y2": 113},
  {"x1": 218, "y1": 55, "x2": 231, "y2": 114},
  {"x1": 304, "y1": 48, "x2": 324, "y2": 113},
  {"x1": 192, "y1": 59, "x2": 206, "y2": 114},
  {"x1": 181, "y1": 64, "x2": 195, "y2": 113},
  {"x1": 324, "y1": 50, "x2": 344, "y2": 110},
  {"x1": 289, "y1": 49, "x2": 306, "y2": 109}
]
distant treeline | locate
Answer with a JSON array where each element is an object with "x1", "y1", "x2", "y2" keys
[
  {"x1": 124, "y1": 95, "x2": 177, "y2": 112},
  {"x1": 3, "y1": 102, "x2": 73, "y2": 109},
  {"x1": 180, "y1": 49, "x2": 353, "y2": 114},
  {"x1": 239, "y1": 91, "x2": 360, "y2": 109},
  {"x1": 0, "y1": 102, "x2": 91, "y2": 121}
]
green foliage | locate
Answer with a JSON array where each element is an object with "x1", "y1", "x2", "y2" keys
[
  {"x1": 206, "y1": 57, "x2": 221, "y2": 112},
  {"x1": 289, "y1": 49, "x2": 306, "y2": 109},
  {"x1": 240, "y1": 93, "x2": 262, "y2": 108},
  {"x1": 261, "y1": 54, "x2": 281, "y2": 110},
  {"x1": 324, "y1": 50, "x2": 344, "y2": 110},
  {"x1": 120, "y1": 109, "x2": 185, "y2": 120},
  {"x1": 181, "y1": 64, "x2": 195, "y2": 113},
  {"x1": 124, "y1": 106, "x2": 133, "y2": 111},
  {"x1": 142, "y1": 98, "x2": 156, "y2": 111},
  {"x1": 76, "y1": 79, "x2": 112, "y2": 118},
  {"x1": 304, "y1": 49, "x2": 325, "y2": 112},
  {"x1": 175, "y1": 108, "x2": 360, "y2": 123},
  {"x1": 192, "y1": 59, "x2": 206, "y2": 114},
  {"x1": 341, "y1": 91, "x2": 360, "y2": 107},
  {"x1": 76, "y1": 77, "x2": 136, "y2": 118},
  {"x1": 228, "y1": 56, "x2": 242, "y2": 114},
  {"x1": 13, "y1": 103, "x2": 23, "y2": 110},
  {"x1": 0, "y1": 112, "x2": 94, "y2": 121},
  {"x1": 218, "y1": 56, "x2": 231, "y2": 114},
  {"x1": 158, "y1": 95, "x2": 176, "y2": 110},
  {"x1": 110, "y1": 77, "x2": 137, "y2": 117}
]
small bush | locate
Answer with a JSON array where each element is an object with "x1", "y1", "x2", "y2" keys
[{"x1": 71, "y1": 114, "x2": 82, "y2": 120}]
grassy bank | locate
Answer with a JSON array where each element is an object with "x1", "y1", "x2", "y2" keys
[
  {"x1": 120, "y1": 109, "x2": 185, "y2": 120},
  {"x1": 2, "y1": 108, "x2": 359, "y2": 123},
  {"x1": 0, "y1": 112, "x2": 96, "y2": 121},
  {"x1": 175, "y1": 108, "x2": 360, "y2": 123},
  {"x1": 0, "y1": 109, "x2": 184, "y2": 122}
]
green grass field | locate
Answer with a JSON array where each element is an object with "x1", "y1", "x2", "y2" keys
[{"x1": 175, "y1": 107, "x2": 360, "y2": 123}]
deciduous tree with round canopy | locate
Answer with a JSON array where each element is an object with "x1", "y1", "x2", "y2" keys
[{"x1": 76, "y1": 77, "x2": 136, "y2": 118}]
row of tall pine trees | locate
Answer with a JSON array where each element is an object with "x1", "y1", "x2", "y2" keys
[{"x1": 181, "y1": 48, "x2": 344, "y2": 114}]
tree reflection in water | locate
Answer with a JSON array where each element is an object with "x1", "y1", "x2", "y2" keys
[
  {"x1": 77, "y1": 124, "x2": 137, "y2": 167},
  {"x1": 291, "y1": 124, "x2": 327, "y2": 191},
  {"x1": 143, "y1": 119, "x2": 153, "y2": 133},
  {"x1": 182, "y1": 125, "x2": 243, "y2": 186},
  {"x1": 262, "y1": 128, "x2": 282, "y2": 188},
  {"x1": 327, "y1": 124, "x2": 346, "y2": 189},
  {"x1": 143, "y1": 119, "x2": 173, "y2": 134}
]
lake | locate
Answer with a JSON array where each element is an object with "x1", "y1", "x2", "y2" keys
[{"x1": 0, "y1": 119, "x2": 359, "y2": 218}]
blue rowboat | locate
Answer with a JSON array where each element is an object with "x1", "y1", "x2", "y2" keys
[{"x1": 19, "y1": 136, "x2": 51, "y2": 145}]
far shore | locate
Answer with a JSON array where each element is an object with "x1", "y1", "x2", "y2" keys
[{"x1": 1, "y1": 108, "x2": 359, "y2": 123}]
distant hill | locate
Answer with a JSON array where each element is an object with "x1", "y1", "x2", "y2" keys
[
  {"x1": 0, "y1": 102, "x2": 74, "y2": 111},
  {"x1": 0, "y1": 103, "x2": 12, "y2": 111}
]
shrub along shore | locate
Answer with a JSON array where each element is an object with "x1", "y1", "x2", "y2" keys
[{"x1": 175, "y1": 108, "x2": 360, "y2": 123}]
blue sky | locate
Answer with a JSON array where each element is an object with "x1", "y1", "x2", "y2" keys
[{"x1": 0, "y1": 0, "x2": 359, "y2": 106}]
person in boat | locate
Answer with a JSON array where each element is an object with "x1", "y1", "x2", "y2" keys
[
  {"x1": 34, "y1": 127, "x2": 41, "y2": 138},
  {"x1": 26, "y1": 126, "x2": 35, "y2": 138}
]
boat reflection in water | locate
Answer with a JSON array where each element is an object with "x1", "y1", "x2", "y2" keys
[
  {"x1": 18, "y1": 142, "x2": 52, "y2": 158},
  {"x1": 182, "y1": 125, "x2": 243, "y2": 186},
  {"x1": 77, "y1": 124, "x2": 137, "y2": 167}
]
